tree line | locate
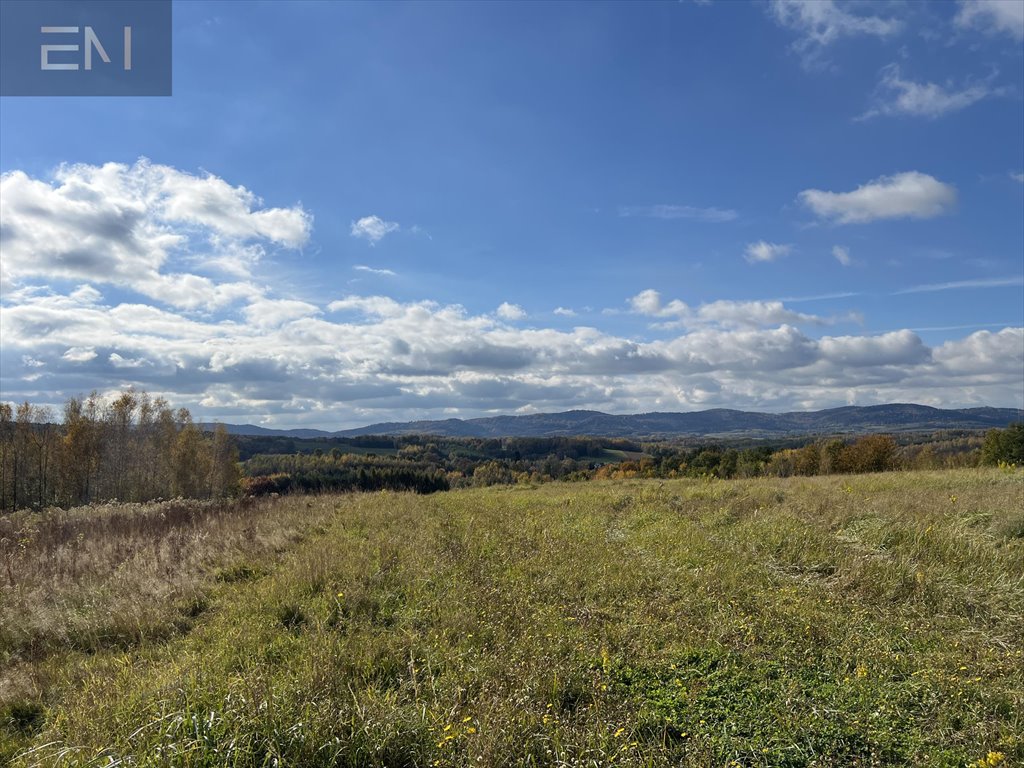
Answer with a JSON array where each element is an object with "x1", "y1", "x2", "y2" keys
[
  {"x1": 0, "y1": 390, "x2": 240, "y2": 512},
  {"x1": 242, "y1": 452, "x2": 449, "y2": 495},
  {"x1": 593, "y1": 427, "x2": 1021, "y2": 481}
]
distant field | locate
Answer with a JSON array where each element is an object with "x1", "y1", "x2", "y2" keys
[
  {"x1": 591, "y1": 447, "x2": 646, "y2": 464},
  {"x1": 2, "y1": 470, "x2": 1021, "y2": 767}
]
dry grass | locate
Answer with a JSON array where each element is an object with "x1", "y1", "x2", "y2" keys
[
  {"x1": 3, "y1": 469, "x2": 1022, "y2": 766},
  {"x1": 0, "y1": 494, "x2": 338, "y2": 759}
]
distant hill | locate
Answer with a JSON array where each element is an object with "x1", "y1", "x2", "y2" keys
[
  {"x1": 208, "y1": 404, "x2": 1023, "y2": 440},
  {"x1": 199, "y1": 423, "x2": 336, "y2": 439}
]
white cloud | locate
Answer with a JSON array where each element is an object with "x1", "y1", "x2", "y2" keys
[
  {"x1": 629, "y1": 290, "x2": 831, "y2": 329},
  {"x1": 769, "y1": 0, "x2": 902, "y2": 68},
  {"x1": 328, "y1": 295, "x2": 409, "y2": 318},
  {"x1": 109, "y1": 352, "x2": 151, "y2": 369},
  {"x1": 859, "y1": 64, "x2": 1004, "y2": 120},
  {"x1": 833, "y1": 245, "x2": 853, "y2": 266},
  {"x1": 1, "y1": 159, "x2": 1019, "y2": 425},
  {"x1": 818, "y1": 330, "x2": 929, "y2": 367},
  {"x1": 955, "y1": 0, "x2": 1024, "y2": 40},
  {"x1": 2, "y1": 286, "x2": 1020, "y2": 424},
  {"x1": 799, "y1": 171, "x2": 956, "y2": 224},
  {"x1": 893, "y1": 276, "x2": 1024, "y2": 294},
  {"x1": 744, "y1": 241, "x2": 792, "y2": 263},
  {"x1": 70, "y1": 284, "x2": 103, "y2": 304},
  {"x1": 618, "y1": 204, "x2": 738, "y2": 222},
  {"x1": 1011, "y1": 172, "x2": 1024, "y2": 183},
  {"x1": 354, "y1": 264, "x2": 397, "y2": 276},
  {"x1": 628, "y1": 290, "x2": 690, "y2": 319},
  {"x1": 553, "y1": 307, "x2": 576, "y2": 317},
  {"x1": 630, "y1": 289, "x2": 666, "y2": 315},
  {"x1": 0, "y1": 160, "x2": 310, "y2": 309},
  {"x1": 350, "y1": 215, "x2": 399, "y2": 243},
  {"x1": 692, "y1": 300, "x2": 828, "y2": 329},
  {"x1": 62, "y1": 347, "x2": 97, "y2": 362},
  {"x1": 496, "y1": 302, "x2": 527, "y2": 321},
  {"x1": 934, "y1": 328, "x2": 1024, "y2": 374},
  {"x1": 242, "y1": 298, "x2": 322, "y2": 329}
]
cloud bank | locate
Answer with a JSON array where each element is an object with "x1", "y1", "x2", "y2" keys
[{"x1": 2, "y1": 161, "x2": 1020, "y2": 428}]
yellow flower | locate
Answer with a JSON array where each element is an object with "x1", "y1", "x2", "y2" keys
[{"x1": 971, "y1": 752, "x2": 1006, "y2": 767}]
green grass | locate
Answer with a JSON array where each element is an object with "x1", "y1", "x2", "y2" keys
[{"x1": 3, "y1": 469, "x2": 1022, "y2": 767}]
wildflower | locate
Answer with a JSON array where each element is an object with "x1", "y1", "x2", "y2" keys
[
  {"x1": 614, "y1": 727, "x2": 626, "y2": 737},
  {"x1": 971, "y1": 752, "x2": 1005, "y2": 767}
]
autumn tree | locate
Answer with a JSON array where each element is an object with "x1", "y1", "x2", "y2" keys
[{"x1": 0, "y1": 389, "x2": 241, "y2": 510}]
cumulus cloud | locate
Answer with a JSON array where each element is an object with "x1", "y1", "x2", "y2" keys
[
  {"x1": 955, "y1": 0, "x2": 1024, "y2": 40},
  {"x1": 618, "y1": 204, "x2": 738, "y2": 222},
  {"x1": 553, "y1": 307, "x2": 577, "y2": 317},
  {"x1": 745, "y1": 241, "x2": 792, "y2": 263},
  {"x1": 629, "y1": 289, "x2": 689, "y2": 318},
  {"x1": 833, "y1": 245, "x2": 853, "y2": 266},
  {"x1": 769, "y1": 0, "x2": 902, "y2": 68},
  {"x1": 694, "y1": 300, "x2": 829, "y2": 329},
  {"x1": 350, "y1": 215, "x2": 399, "y2": 243},
  {"x1": 0, "y1": 160, "x2": 310, "y2": 309},
  {"x1": 934, "y1": 328, "x2": 1024, "y2": 374},
  {"x1": 628, "y1": 290, "x2": 834, "y2": 329},
  {"x1": 799, "y1": 171, "x2": 956, "y2": 224},
  {"x1": 859, "y1": 64, "x2": 1004, "y2": 120},
  {"x1": 496, "y1": 302, "x2": 527, "y2": 321},
  {"x1": 241, "y1": 298, "x2": 322, "y2": 329}
]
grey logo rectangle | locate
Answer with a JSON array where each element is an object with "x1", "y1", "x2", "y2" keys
[{"x1": 1, "y1": 0, "x2": 171, "y2": 96}]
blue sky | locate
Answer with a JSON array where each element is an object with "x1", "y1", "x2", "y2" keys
[{"x1": 1, "y1": 0, "x2": 1022, "y2": 428}]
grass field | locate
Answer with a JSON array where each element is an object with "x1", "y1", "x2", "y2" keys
[{"x1": 2, "y1": 469, "x2": 1021, "y2": 767}]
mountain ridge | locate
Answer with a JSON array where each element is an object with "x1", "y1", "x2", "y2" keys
[{"x1": 205, "y1": 404, "x2": 1023, "y2": 439}]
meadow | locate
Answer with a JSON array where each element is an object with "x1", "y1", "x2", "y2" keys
[{"x1": 1, "y1": 469, "x2": 1021, "y2": 767}]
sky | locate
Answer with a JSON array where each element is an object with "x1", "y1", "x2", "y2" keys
[{"x1": 1, "y1": 0, "x2": 1022, "y2": 429}]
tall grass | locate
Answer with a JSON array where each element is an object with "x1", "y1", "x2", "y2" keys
[{"x1": 4, "y1": 469, "x2": 1022, "y2": 766}]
